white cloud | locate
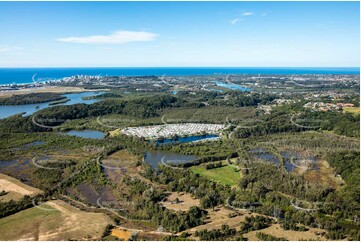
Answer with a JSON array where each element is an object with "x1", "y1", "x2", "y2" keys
[
  {"x1": 230, "y1": 12, "x2": 254, "y2": 24},
  {"x1": 230, "y1": 18, "x2": 241, "y2": 25},
  {"x1": 243, "y1": 12, "x2": 254, "y2": 16},
  {"x1": 57, "y1": 30, "x2": 158, "y2": 44}
]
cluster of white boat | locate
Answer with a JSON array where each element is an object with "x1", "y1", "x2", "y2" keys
[{"x1": 121, "y1": 123, "x2": 225, "y2": 139}]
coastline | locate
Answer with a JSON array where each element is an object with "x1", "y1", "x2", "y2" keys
[{"x1": 0, "y1": 67, "x2": 359, "y2": 86}]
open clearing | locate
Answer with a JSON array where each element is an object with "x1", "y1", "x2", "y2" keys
[
  {"x1": 160, "y1": 192, "x2": 200, "y2": 211},
  {"x1": 343, "y1": 106, "x2": 360, "y2": 114},
  {"x1": 111, "y1": 228, "x2": 134, "y2": 240},
  {"x1": 243, "y1": 223, "x2": 327, "y2": 241},
  {"x1": 190, "y1": 161, "x2": 241, "y2": 186},
  {"x1": 183, "y1": 206, "x2": 256, "y2": 236},
  {"x1": 0, "y1": 200, "x2": 114, "y2": 241},
  {"x1": 185, "y1": 206, "x2": 327, "y2": 241},
  {"x1": 110, "y1": 226, "x2": 170, "y2": 241},
  {"x1": 0, "y1": 173, "x2": 42, "y2": 202}
]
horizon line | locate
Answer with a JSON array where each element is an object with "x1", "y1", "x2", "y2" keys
[{"x1": 0, "y1": 66, "x2": 359, "y2": 69}]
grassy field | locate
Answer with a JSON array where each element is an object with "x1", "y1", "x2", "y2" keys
[
  {"x1": 0, "y1": 203, "x2": 62, "y2": 240},
  {"x1": 184, "y1": 206, "x2": 259, "y2": 240},
  {"x1": 160, "y1": 192, "x2": 200, "y2": 211},
  {"x1": 343, "y1": 106, "x2": 360, "y2": 114},
  {"x1": 190, "y1": 161, "x2": 241, "y2": 186},
  {"x1": 0, "y1": 173, "x2": 42, "y2": 202},
  {"x1": 243, "y1": 223, "x2": 327, "y2": 241},
  {"x1": 0, "y1": 200, "x2": 114, "y2": 241},
  {"x1": 183, "y1": 206, "x2": 327, "y2": 241}
]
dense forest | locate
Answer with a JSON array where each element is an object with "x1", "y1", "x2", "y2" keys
[{"x1": 0, "y1": 93, "x2": 65, "y2": 105}]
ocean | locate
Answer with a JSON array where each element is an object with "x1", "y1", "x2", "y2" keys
[{"x1": 0, "y1": 67, "x2": 359, "y2": 85}]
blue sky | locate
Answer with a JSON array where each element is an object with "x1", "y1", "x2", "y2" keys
[{"x1": 0, "y1": 1, "x2": 359, "y2": 67}]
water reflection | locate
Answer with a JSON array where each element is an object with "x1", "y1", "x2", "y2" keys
[
  {"x1": 281, "y1": 151, "x2": 318, "y2": 172},
  {"x1": 250, "y1": 148, "x2": 280, "y2": 166}
]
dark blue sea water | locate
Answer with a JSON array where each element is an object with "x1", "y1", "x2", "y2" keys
[{"x1": 0, "y1": 67, "x2": 359, "y2": 85}]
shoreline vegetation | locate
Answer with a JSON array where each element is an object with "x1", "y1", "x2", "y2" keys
[
  {"x1": 48, "y1": 98, "x2": 70, "y2": 106},
  {"x1": 0, "y1": 93, "x2": 65, "y2": 105}
]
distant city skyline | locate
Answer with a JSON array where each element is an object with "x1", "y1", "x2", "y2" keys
[{"x1": 0, "y1": 1, "x2": 359, "y2": 67}]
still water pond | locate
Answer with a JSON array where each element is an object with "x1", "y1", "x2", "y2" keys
[
  {"x1": 281, "y1": 151, "x2": 318, "y2": 172},
  {"x1": 250, "y1": 148, "x2": 280, "y2": 166},
  {"x1": 214, "y1": 81, "x2": 252, "y2": 92},
  {"x1": 62, "y1": 130, "x2": 105, "y2": 139}
]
